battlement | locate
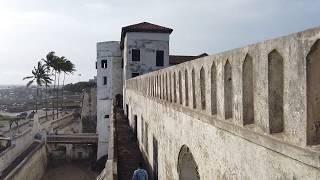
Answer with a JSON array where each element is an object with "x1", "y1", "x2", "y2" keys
[{"x1": 127, "y1": 26, "x2": 320, "y2": 149}]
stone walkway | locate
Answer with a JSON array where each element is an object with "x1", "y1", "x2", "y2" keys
[
  {"x1": 0, "y1": 141, "x2": 41, "y2": 180},
  {"x1": 115, "y1": 108, "x2": 145, "y2": 180}
]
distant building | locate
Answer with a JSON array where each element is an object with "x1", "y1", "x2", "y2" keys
[{"x1": 96, "y1": 22, "x2": 205, "y2": 159}]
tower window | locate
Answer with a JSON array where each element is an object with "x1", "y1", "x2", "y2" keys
[
  {"x1": 132, "y1": 73, "x2": 139, "y2": 78},
  {"x1": 103, "y1": 76, "x2": 107, "y2": 85},
  {"x1": 132, "y1": 49, "x2": 140, "y2": 62},
  {"x1": 156, "y1": 50, "x2": 164, "y2": 66},
  {"x1": 101, "y1": 60, "x2": 107, "y2": 68}
]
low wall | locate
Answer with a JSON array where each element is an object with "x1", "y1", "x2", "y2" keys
[
  {"x1": 126, "y1": 89, "x2": 320, "y2": 179},
  {"x1": 125, "y1": 27, "x2": 320, "y2": 179},
  {"x1": 0, "y1": 129, "x2": 33, "y2": 173},
  {"x1": 97, "y1": 103, "x2": 117, "y2": 180},
  {"x1": 4, "y1": 142, "x2": 47, "y2": 180}
]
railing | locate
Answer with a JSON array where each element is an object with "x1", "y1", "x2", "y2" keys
[{"x1": 46, "y1": 134, "x2": 98, "y2": 144}]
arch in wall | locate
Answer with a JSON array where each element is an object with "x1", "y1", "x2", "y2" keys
[
  {"x1": 159, "y1": 75, "x2": 162, "y2": 99},
  {"x1": 268, "y1": 49, "x2": 284, "y2": 133},
  {"x1": 154, "y1": 76, "x2": 156, "y2": 97},
  {"x1": 242, "y1": 54, "x2": 254, "y2": 125},
  {"x1": 161, "y1": 74, "x2": 164, "y2": 100},
  {"x1": 174, "y1": 72, "x2": 177, "y2": 103},
  {"x1": 166, "y1": 73, "x2": 168, "y2": 101},
  {"x1": 162, "y1": 74, "x2": 165, "y2": 100},
  {"x1": 179, "y1": 71, "x2": 183, "y2": 104},
  {"x1": 192, "y1": 68, "x2": 196, "y2": 109},
  {"x1": 157, "y1": 75, "x2": 159, "y2": 98},
  {"x1": 211, "y1": 62, "x2": 217, "y2": 114},
  {"x1": 224, "y1": 60, "x2": 233, "y2": 119},
  {"x1": 185, "y1": 69, "x2": 189, "y2": 106},
  {"x1": 307, "y1": 39, "x2": 320, "y2": 145},
  {"x1": 200, "y1": 67, "x2": 206, "y2": 110},
  {"x1": 177, "y1": 145, "x2": 200, "y2": 180},
  {"x1": 149, "y1": 77, "x2": 151, "y2": 96},
  {"x1": 169, "y1": 72, "x2": 172, "y2": 102}
]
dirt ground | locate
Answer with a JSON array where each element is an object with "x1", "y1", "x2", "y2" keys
[{"x1": 41, "y1": 161, "x2": 97, "y2": 180}]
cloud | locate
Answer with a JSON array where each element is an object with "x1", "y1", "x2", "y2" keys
[{"x1": 0, "y1": 0, "x2": 319, "y2": 85}]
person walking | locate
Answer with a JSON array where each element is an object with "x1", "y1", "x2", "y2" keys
[{"x1": 132, "y1": 162, "x2": 148, "y2": 180}]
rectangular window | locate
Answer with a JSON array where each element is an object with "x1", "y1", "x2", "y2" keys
[
  {"x1": 132, "y1": 73, "x2": 139, "y2": 78},
  {"x1": 103, "y1": 76, "x2": 107, "y2": 85},
  {"x1": 95, "y1": 62, "x2": 97, "y2": 69},
  {"x1": 121, "y1": 58, "x2": 124, "y2": 68},
  {"x1": 156, "y1": 50, "x2": 164, "y2": 66},
  {"x1": 101, "y1": 60, "x2": 107, "y2": 68},
  {"x1": 132, "y1": 49, "x2": 140, "y2": 62}
]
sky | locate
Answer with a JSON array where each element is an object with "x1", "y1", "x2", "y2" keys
[{"x1": 0, "y1": 0, "x2": 319, "y2": 85}]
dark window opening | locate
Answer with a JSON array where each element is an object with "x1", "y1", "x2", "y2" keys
[
  {"x1": 132, "y1": 49, "x2": 140, "y2": 62},
  {"x1": 153, "y1": 136, "x2": 159, "y2": 180},
  {"x1": 95, "y1": 61, "x2": 97, "y2": 69},
  {"x1": 103, "y1": 76, "x2": 107, "y2": 85},
  {"x1": 101, "y1": 60, "x2": 107, "y2": 68},
  {"x1": 104, "y1": 115, "x2": 109, "y2": 118},
  {"x1": 156, "y1": 50, "x2": 164, "y2": 66},
  {"x1": 121, "y1": 58, "x2": 124, "y2": 68},
  {"x1": 132, "y1": 73, "x2": 139, "y2": 78}
]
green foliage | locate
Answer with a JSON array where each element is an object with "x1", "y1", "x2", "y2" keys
[{"x1": 63, "y1": 82, "x2": 96, "y2": 93}]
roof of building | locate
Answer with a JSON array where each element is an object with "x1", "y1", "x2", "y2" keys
[
  {"x1": 169, "y1": 53, "x2": 208, "y2": 66},
  {"x1": 120, "y1": 22, "x2": 173, "y2": 49}
]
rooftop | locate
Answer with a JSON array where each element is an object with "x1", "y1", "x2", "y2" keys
[
  {"x1": 169, "y1": 53, "x2": 208, "y2": 66},
  {"x1": 120, "y1": 22, "x2": 173, "y2": 49}
]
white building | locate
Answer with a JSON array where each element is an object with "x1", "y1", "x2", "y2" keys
[
  {"x1": 96, "y1": 22, "x2": 205, "y2": 159},
  {"x1": 96, "y1": 41, "x2": 122, "y2": 159}
]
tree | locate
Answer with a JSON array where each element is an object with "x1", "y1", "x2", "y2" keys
[
  {"x1": 55, "y1": 56, "x2": 66, "y2": 118},
  {"x1": 42, "y1": 51, "x2": 58, "y2": 120},
  {"x1": 60, "y1": 60, "x2": 76, "y2": 111},
  {"x1": 23, "y1": 61, "x2": 52, "y2": 113},
  {"x1": 43, "y1": 52, "x2": 76, "y2": 119}
]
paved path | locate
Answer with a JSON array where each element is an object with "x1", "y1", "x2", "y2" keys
[
  {"x1": 115, "y1": 108, "x2": 146, "y2": 180},
  {"x1": 41, "y1": 161, "x2": 97, "y2": 180}
]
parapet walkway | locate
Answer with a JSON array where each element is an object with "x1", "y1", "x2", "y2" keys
[
  {"x1": 0, "y1": 141, "x2": 42, "y2": 180},
  {"x1": 115, "y1": 108, "x2": 146, "y2": 180}
]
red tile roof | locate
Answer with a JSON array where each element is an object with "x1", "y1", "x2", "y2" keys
[
  {"x1": 169, "y1": 53, "x2": 208, "y2": 66},
  {"x1": 120, "y1": 22, "x2": 173, "y2": 49}
]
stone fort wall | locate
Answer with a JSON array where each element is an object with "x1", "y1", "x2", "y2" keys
[{"x1": 125, "y1": 26, "x2": 320, "y2": 179}]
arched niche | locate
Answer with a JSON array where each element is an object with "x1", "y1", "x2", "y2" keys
[
  {"x1": 177, "y1": 145, "x2": 200, "y2": 180},
  {"x1": 224, "y1": 60, "x2": 233, "y2": 119},
  {"x1": 211, "y1": 62, "x2": 217, "y2": 114},
  {"x1": 200, "y1": 67, "x2": 206, "y2": 110},
  {"x1": 268, "y1": 50, "x2": 284, "y2": 133},
  {"x1": 242, "y1": 54, "x2": 254, "y2": 125},
  {"x1": 307, "y1": 40, "x2": 320, "y2": 145}
]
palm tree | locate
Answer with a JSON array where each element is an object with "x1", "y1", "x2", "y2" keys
[
  {"x1": 42, "y1": 51, "x2": 58, "y2": 119},
  {"x1": 55, "y1": 56, "x2": 66, "y2": 119},
  {"x1": 23, "y1": 61, "x2": 52, "y2": 113},
  {"x1": 60, "y1": 60, "x2": 76, "y2": 111}
]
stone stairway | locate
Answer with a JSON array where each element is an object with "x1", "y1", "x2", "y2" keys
[{"x1": 115, "y1": 109, "x2": 145, "y2": 180}]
